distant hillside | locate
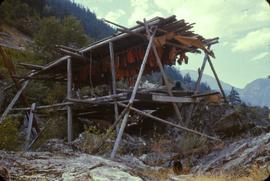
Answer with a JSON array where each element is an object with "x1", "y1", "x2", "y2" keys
[
  {"x1": 240, "y1": 78, "x2": 270, "y2": 107},
  {"x1": 44, "y1": 0, "x2": 115, "y2": 39}
]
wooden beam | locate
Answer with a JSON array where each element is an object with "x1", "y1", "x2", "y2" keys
[
  {"x1": 0, "y1": 80, "x2": 29, "y2": 123},
  {"x1": 110, "y1": 29, "x2": 157, "y2": 159},
  {"x1": 25, "y1": 103, "x2": 36, "y2": 149},
  {"x1": 207, "y1": 56, "x2": 227, "y2": 102},
  {"x1": 67, "y1": 58, "x2": 73, "y2": 143},
  {"x1": 118, "y1": 102, "x2": 221, "y2": 142},
  {"x1": 58, "y1": 48, "x2": 87, "y2": 61},
  {"x1": 81, "y1": 18, "x2": 163, "y2": 53},
  {"x1": 18, "y1": 63, "x2": 44, "y2": 70},
  {"x1": 67, "y1": 93, "x2": 127, "y2": 104},
  {"x1": 194, "y1": 53, "x2": 208, "y2": 94},
  {"x1": 109, "y1": 42, "x2": 119, "y2": 125},
  {"x1": 152, "y1": 94, "x2": 200, "y2": 103},
  {"x1": 12, "y1": 102, "x2": 73, "y2": 111}
]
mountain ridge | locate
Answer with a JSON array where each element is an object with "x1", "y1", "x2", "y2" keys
[{"x1": 181, "y1": 69, "x2": 270, "y2": 107}]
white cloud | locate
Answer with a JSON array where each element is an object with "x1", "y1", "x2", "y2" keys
[
  {"x1": 232, "y1": 28, "x2": 270, "y2": 52},
  {"x1": 252, "y1": 52, "x2": 269, "y2": 61},
  {"x1": 153, "y1": 0, "x2": 270, "y2": 39},
  {"x1": 104, "y1": 9, "x2": 125, "y2": 23},
  {"x1": 128, "y1": 0, "x2": 150, "y2": 26}
]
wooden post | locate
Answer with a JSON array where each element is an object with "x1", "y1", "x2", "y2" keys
[
  {"x1": 110, "y1": 30, "x2": 157, "y2": 158},
  {"x1": 67, "y1": 58, "x2": 73, "y2": 143},
  {"x1": 207, "y1": 56, "x2": 227, "y2": 102},
  {"x1": 109, "y1": 42, "x2": 119, "y2": 125},
  {"x1": 25, "y1": 103, "x2": 36, "y2": 149},
  {"x1": 194, "y1": 53, "x2": 208, "y2": 94},
  {"x1": 0, "y1": 80, "x2": 29, "y2": 123},
  {"x1": 143, "y1": 20, "x2": 184, "y2": 125}
]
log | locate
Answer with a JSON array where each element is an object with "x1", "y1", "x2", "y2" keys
[
  {"x1": 152, "y1": 94, "x2": 200, "y2": 103},
  {"x1": 207, "y1": 56, "x2": 227, "y2": 102},
  {"x1": 25, "y1": 103, "x2": 36, "y2": 149},
  {"x1": 18, "y1": 63, "x2": 44, "y2": 70},
  {"x1": 118, "y1": 102, "x2": 221, "y2": 142},
  {"x1": 67, "y1": 58, "x2": 73, "y2": 143},
  {"x1": 81, "y1": 17, "x2": 163, "y2": 53},
  {"x1": 110, "y1": 29, "x2": 157, "y2": 159},
  {"x1": 194, "y1": 52, "x2": 208, "y2": 94},
  {"x1": 109, "y1": 42, "x2": 119, "y2": 124},
  {"x1": 58, "y1": 48, "x2": 88, "y2": 61},
  {"x1": 12, "y1": 102, "x2": 73, "y2": 111},
  {"x1": 144, "y1": 20, "x2": 184, "y2": 125},
  {"x1": 0, "y1": 80, "x2": 29, "y2": 123},
  {"x1": 67, "y1": 93, "x2": 127, "y2": 104}
]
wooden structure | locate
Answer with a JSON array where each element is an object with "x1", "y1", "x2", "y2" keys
[{"x1": 1, "y1": 16, "x2": 225, "y2": 155}]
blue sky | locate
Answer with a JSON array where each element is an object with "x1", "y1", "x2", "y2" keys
[{"x1": 74, "y1": 0, "x2": 270, "y2": 88}]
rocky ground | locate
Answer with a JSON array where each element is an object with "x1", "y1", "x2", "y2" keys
[
  {"x1": 0, "y1": 132, "x2": 270, "y2": 180},
  {"x1": 0, "y1": 104, "x2": 270, "y2": 180}
]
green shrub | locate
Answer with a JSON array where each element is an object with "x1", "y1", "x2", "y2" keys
[{"x1": 0, "y1": 114, "x2": 24, "y2": 151}]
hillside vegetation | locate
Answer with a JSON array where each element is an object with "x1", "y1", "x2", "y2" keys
[{"x1": 0, "y1": 0, "x2": 115, "y2": 109}]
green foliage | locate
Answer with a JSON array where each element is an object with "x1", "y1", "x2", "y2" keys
[
  {"x1": 34, "y1": 16, "x2": 90, "y2": 60},
  {"x1": 45, "y1": 83, "x2": 66, "y2": 104},
  {"x1": 0, "y1": 114, "x2": 24, "y2": 151},
  {"x1": 228, "y1": 87, "x2": 241, "y2": 105},
  {"x1": 81, "y1": 125, "x2": 115, "y2": 154},
  {"x1": 62, "y1": 16, "x2": 89, "y2": 47},
  {"x1": 32, "y1": 113, "x2": 67, "y2": 148},
  {"x1": 0, "y1": 0, "x2": 40, "y2": 35}
]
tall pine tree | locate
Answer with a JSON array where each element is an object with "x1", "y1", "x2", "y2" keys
[{"x1": 228, "y1": 87, "x2": 241, "y2": 105}]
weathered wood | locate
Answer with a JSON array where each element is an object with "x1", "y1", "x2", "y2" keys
[
  {"x1": 91, "y1": 104, "x2": 131, "y2": 154},
  {"x1": 194, "y1": 53, "x2": 208, "y2": 94},
  {"x1": 55, "y1": 45, "x2": 79, "y2": 53},
  {"x1": 11, "y1": 75, "x2": 66, "y2": 81},
  {"x1": 109, "y1": 42, "x2": 119, "y2": 124},
  {"x1": 25, "y1": 103, "x2": 36, "y2": 148},
  {"x1": 144, "y1": 20, "x2": 184, "y2": 125},
  {"x1": 152, "y1": 94, "x2": 200, "y2": 103},
  {"x1": 110, "y1": 30, "x2": 157, "y2": 159},
  {"x1": 81, "y1": 18, "x2": 162, "y2": 53},
  {"x1": 207, "y1": 56, "x2": 227, "y2": 102},
  {"x1": 0, "y1": 80, "x2": 29, "y2": 123},
  {"x1": 12, "y1": 102, "x2": 73, "y2": 111},
  {"x1": 58, "y1": 48, "x2": 87, "y2": 61},
  {"x1": 67, "y1": 93, "x2": 127, "y2": 104},
  {"x1": 118, "y1": 102, "x2": 221, "y2": 142},
  {"x1": 67, "y1": 58, "x2": 73, "y2": 143},
  {"x1": 18, "y1": 63, "x2": 44, "y2": 70}
]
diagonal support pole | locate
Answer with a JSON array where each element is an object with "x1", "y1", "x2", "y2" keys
[
  {"x1": 0, "y1": 80, "x2": 29, "y2": 123},
  {"x1": 143, "y1": 20, "x2": 184, "y2": 125},
  {"x1": 110, "y1": 30, "x2": 157, "y2": 159},
  {"x1": 194, "y1": 53, "x2": 208, "y2": 94},
  {"x1": 207, "y1": 56, "x2": 227, "y2": 102}
]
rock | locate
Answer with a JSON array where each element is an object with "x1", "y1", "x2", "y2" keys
[
  {"x1": 90, "y1": 166, "x2": 142, "y2": 181},
  {"x1": 139, "y1": 152, "x2": 176, "y2": 167},
  {"x1": 212, "y1": 110, "x2": 254, "y2": 137},
  {"x1": 0, "y1": 150, "x2": 143, "y2": 180},
  {"x1": 193, "y1": 133, "x2": 270, "y2": 173},
  {"x1": 37, "y1": 139, "x2": 74, "y2": 153}
]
